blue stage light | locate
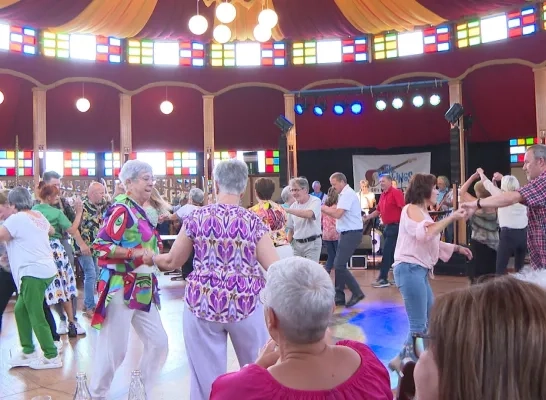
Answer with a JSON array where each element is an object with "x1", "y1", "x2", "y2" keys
[
  {"x1": 313, "y1": 104, "x2": 325, "y2": 116},
  {"x1": 333, "y1": 104, "x2": 345, "y2": 115},
  {"x1": 350, "y1": 102, "x2": 363, "y2": 115},
  {"x1": 294, "y1": 104, "x2": 305, "y2": 115}
]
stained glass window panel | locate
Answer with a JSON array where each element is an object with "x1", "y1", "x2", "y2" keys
[
  {"x1": 0, "y1": 24, "x2": 8, "y2": 50},
  {"x1": 235, "y1": 42, "x2": 261, "y2": 66},
  {"x1": 61, "y1": 151, "x2": 96, "y2": 176},
  {"x1": 96, "y1": 36, "x2": 121, "y2": 63},
  {"x1": 165, "y1": 152, "x2": 198, "y2": 175},
  {"x1": 341, "y1": 38, "x2": 368, "y2": 62},
  {"x1": 456, "y1": 20, "x2": 481, "y2": 48},
  {"x1": 8, "y1": 26, "x2": 36, "y2": 54},
  {"x1": 42, "y1": 32, "x2": 70, "y2": 58},
  {"x1": 127, "y1": 40, "x2": 154, "y2": 64},
  {"x1": 507, "y1": 7, "x2": 536, "y2": 37},
  {"x1": 373, "y1": 33, "x2": 398, "y2": 59},
  {"x1": 45, "y1": 151, "x2": 64, "y2": 176},
  {"x1": 423, "y1": 26, "x2": 450, "y2": 53},
  {"x1": 480, "y1": 14, "x2": 508, "y2": 43},
  {"x1": 214, "y1": 150, "x2": 237, "y2": 165},
  {"x1": 210, "y1": 43, "x2": 235, "y2": 67},
  {"x1": 104, "y1": 152, "x2": 121, "y2": 176},
  {"x1": 69, "y1": 34, "x2": 97, "y2": 61},
  {"x1": 397, "y1": 31, "x2": 424, "y2": 57},
  {"x1": 153, "y1": 42, "x2": 179, "y2": 65},
  {"x1": 0, "y1": 150, "x2": 33, "y2": 176},
  {"x1": 509, "y1": 137, "x2": 539, "y2": 163},
  {"x1": 136, "y1": 152, "x2": 166, "y2": 176},
  {"x1": 316, "y1": 40, "x2": 342, "y2": 64},
  {"x1": 543, "y1": 4, "x2": 546, "y2": 30},
  {"x1": 292, "y1": 42, "x2": 316, "y2": 65},
  {"x1": 260, "y1": 42, "x2": 285, "y2": 66},
  {"x1": 179, "y1": 42, "x2": 205, "y2": 66},
  {"x1": 261, "y1": 150, "x2": 280, "y2": 173}
]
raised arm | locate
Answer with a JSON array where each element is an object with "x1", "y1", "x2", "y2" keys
[
  {"x1": 459, "y1": 172, "x2": 479, "y2": 203},
  {"x1": 477, "y1": 168, "x2": 502, "y2": 196}
]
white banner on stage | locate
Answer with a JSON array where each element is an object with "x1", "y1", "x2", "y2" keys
[{"x1": 352, "y1": 152, "x2": 431, "y2": 194}]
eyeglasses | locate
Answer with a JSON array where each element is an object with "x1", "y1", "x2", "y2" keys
[{"x1": 139, "y1": 176, "x2": 156, "y2": 184}]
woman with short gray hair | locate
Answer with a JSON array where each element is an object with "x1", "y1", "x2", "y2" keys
[
  {"x1": 280, "y1": 186, "x2": 294, "y2": 208},
  {"x1": 210, "y1": 257, "x2": 392, "y2": 399},
  {"x1": 147, "y1": 159, "x2": 279, "y2": 400}
]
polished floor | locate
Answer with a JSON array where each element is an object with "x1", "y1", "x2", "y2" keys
[{"x1": 0, "y1": 270, "x2": 469, "y2": 399}]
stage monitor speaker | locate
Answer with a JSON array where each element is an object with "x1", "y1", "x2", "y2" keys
[
  {"x1": 278, "y1": 134, "x2": 288, "y2": 187},
  {"x1": 450, "y1": 127, "x2": 461, "y2": 184}
]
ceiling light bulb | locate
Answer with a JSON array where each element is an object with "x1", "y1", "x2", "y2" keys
[
  {"x1": 213, "y1": 24, "x2": 231, "y2": 44},
  {"x1": 258, "y1": 9, "x2": 278, "y2": 29},
  {"x1": 188, "y1": 15, "x2": 209, "y2": 35},
  {"x1": 160, "y1": 100, "x2": 173, "y2": 115},
  {"x1": 216, "y1": 2, "x2": 236, "y2": 24},
  {"x1": 76, "y1": 98, "x2": 90, "y2": 112},
  {"x1": 253, "y1": 24, "x2": 272, "y2": 43}
]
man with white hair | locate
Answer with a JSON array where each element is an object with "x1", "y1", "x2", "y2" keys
[
  {"x1": 322, "y1": 172, "x2": 366, "y2": 307},
  {"x1": 462, "y1": 144, "x2": 546, "y2": 270},
  {"x1": 310, "y1": 181, "x2": 324, "y2": 202},
  {"x1": 286, "y1": 177, "x2": 322, "y2": 262},
  {"x1": 78, "y1": 182, "x2": 109, "y2": 315}
]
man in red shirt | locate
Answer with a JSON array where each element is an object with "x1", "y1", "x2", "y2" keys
[
  {"x1": 462, "y1": 144, "x2": 546, "y2": 270},
  {"x1": 364, "y1": 174, "x2": 405, "y2": 287}
]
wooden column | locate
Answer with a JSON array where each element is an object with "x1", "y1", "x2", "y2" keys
[
  {"x1": 283, "y1": 93, "x2": 298, "y2": 178},
  {"x1": 203, "y1": 95, "x2": 215, "y2": 200},
  {"x1": 119, "y1": 94, "x2": 132, "y2": 162},
  {"x1": 32, "y1": 87, "x2": 47, "y2": 187},
  {"x1": 534, "y1": 67, "x2": 546, "y2": 144},
  {"x1": 448, "y1": 80, "x2": 466, "y2": 244}
]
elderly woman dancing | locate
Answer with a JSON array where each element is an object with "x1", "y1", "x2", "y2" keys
[
  {"x1": 146, "y1": 159, "x2": 279, "y2": 400},
  {"x1": 89, "y1": 160, "x2": 168, "y2": 400},
  {"x1": 210, "y1": 257, "x2": 392, "y2": 399},
  {"x1": 1, "y1": 188, "x2": 61, "y2": 369}
]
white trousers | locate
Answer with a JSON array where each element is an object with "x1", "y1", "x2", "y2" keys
[
  {"x1": 89, "y1": 291, "x2": 169, "y2": 399},
  {"x1": 183, "y1": 303, "x2": 268, "y2": 400}
]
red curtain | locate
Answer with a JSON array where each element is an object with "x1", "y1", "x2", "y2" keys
[
  {"x1": 416, "y1": 0, "x2": 529, "y2": 21},
  {"x1": 0, "y1": 0, "x2": 92, "y2": 28}
]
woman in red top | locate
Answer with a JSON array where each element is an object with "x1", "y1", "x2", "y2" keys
[
  {"x1": 322, "y1": 187, "x2": 340, "y2": 274},
  {"x1": 210, "y1": 256, "x2": 392, "y2": 400}
]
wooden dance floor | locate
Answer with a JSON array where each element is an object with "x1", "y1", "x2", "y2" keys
[{"x1": 0, "y1": 271, "x2": 468, "y2": 399}]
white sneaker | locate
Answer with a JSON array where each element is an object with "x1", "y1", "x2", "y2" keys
[
  {"x1": 8, "y1": 350, "x2": 38, "y2": 368},
  {"x1": 54, "y1": 340, "x2": 63, "y2": 353},
  {"x1": 29, "y1": 355, "x2": 63, "y2": 370},
  {"x1": 57, "y1": 320, "x2": 68, "y2": 335},
  {"x1": 75, "y1": 321, "x2": 86, "y2": 335}
]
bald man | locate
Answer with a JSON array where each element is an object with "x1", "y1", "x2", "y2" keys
[{"x1": 78, "y1": 182, "x2": 109, "y2": 315}]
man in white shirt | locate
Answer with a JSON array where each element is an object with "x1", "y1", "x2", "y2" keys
[
  {"x1": 322, "y1": 172, "x2": 366, "y2": 308},
  {"x1": 286, "y1": 177, "x2": 322, "y2": 262}
]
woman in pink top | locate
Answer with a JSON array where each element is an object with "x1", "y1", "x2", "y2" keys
[
  {"x1": 390, "y1": 174, "x2": 472, "y2": 373},
  {"x1": 210, "y1": 256, "x2": 392, "y2": 400},
  {"x1": 322, "y1": 187, "x2": 340, "y2": 274}
]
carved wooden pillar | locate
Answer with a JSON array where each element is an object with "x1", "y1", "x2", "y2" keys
[
  {"x1": 448, "y1": 80, "x2": 466, "y2": 244},
  {"x1": 203, "y1": 95, "x2": 215, "y2": 200},
  {"x1": 534, "y1": 67, "x2": 546, "y2": 144},
  {"x1": 283, "y1": 93, "x2": 298, "y2": 178},
  {"x1": 119, "y1": 94, "x2": 132, "y2": 162},
  {"x1": 32, "y1": 87, "x2": 47, "y2": 187}
]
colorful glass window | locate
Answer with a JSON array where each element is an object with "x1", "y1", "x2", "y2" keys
[
  {"x1": 210, "y1": 43, "x2": 235, "y2": 67},
  {"x1": 292, "y1": 41, "x2": 317, "y2": 65},
  {"x1": 180, "y1": 42, "x2": 205, "y2": 66},
  {"x1": 0, "y1": 150, "x2": 33, "y2": 176},
  {"x1": 342, "y1": 38, "x2": 368, "y2": 62},
  {"x1": 127, "y1": 40, "x2": 154, "y2": 64},
  {"x1": 509, "y1": 137, "x2": 539, "y2": 163},
  {"x1": 260, "y1": 42, "x2": 286, "y2": 66},
  {"x1": 104, "y1": 152, "x2": 121, "y2": 177},
  {"x1": 456, "y1": 20, "x2": 481, "y2": 48},
  {"x1": 3, "y1": 25, "x2": 37, "y2": 54},
  {"x1": 62, "y1": 152, "x2": 96, "y2": 176},
  {"x1": 96, "y1": 36, "x2": 122, "y2": 63},
  {"x1": 42, "y1": 32, "x2": 70, "y2": 58},
  {"x1": 543, "y1": 3, "x2": 546, "y2": 30},
  {"x1": 423, "y1": 26, "x2": 450, "y2": 53},
  {"x1": 373, "y1": 33, "x2": 398, "y2": 60},
  {"x1": 166, "y1": 152, "x2": 198, "y2": 175},
  {"x1": 261, "y1": 150, "x2": 280, "y2": 173},
  {"x1": 507, "y1": 7, "x2": 536, "y2": 37},
  {"x1": 214, "y1": 151, "x2": 237, "y2": 163},
  {"x1": 136, "y1": 152, "x2": 167, "y2": 176}
]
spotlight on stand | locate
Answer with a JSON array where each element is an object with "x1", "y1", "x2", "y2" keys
[
  {"x1": 444, "y1": 103, "x2": 464, "y2": 124},
  {"x1": 430, "y1": 94, "x2": 441, "y2": 106},
  {"x1": 375, "y1": 99, "x2": 387, "y2": 111},
  {"x1": 313, "y1": 102, "x2": 326, "y2": 116},
  {"x1": 333, "y1": 102, "x2": 345, "y2": 116},
  {"x1": 392, "y1": 97, "x2": 403, "y2": 110},
  {"x1": 412, "y1": 95, "x2": 424, "y2": 108},
  {"x1": 350, "y1": 101, "x2": 363, "y2": 115},
  {"x1": 274, "y1": 115, "x2": 294, "y2": 134},
  {"x1": 294, "y1": 99, "x2": 307, "y2": 115}
]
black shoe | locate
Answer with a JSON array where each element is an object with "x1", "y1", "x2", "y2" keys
[
  {"x1": 335, "y1": 298, "x2": 346, "y2": 307},
  {"x1": 346, "y1": 293, "x2": 365, "y2": 308},
  {"x1": 68, "y1": 322, "x2": 77, "y2": 338}
]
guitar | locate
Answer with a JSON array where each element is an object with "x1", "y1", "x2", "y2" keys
[{"x1": 365, "y1": 158, "x2": 417, "y2": 187}]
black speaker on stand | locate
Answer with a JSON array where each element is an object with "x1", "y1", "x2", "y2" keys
[{"x1": 274, "y1": 115, "x2": 294, "y2": 188}]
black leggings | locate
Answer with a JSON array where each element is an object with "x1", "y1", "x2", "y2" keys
[
  {"x1": 496, "y1": 227, "x2": 527, "y2": 274},
  {"x1": 0, "y1": 269, "x2": 16, "y2": 331},
  {"x1": 468, "y1": 239, "x2": 497, "y2": 284}
]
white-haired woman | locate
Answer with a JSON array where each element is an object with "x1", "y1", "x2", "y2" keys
[
  {"x1": 0, "y1": 188, "x2": 61, "y2": 369},
  {"x1": 145, "y1": 159, "x2": 279, "y2": 400},
  {"x1": 477, "y1": 169, "x2": 528, "y2": 273},
  {"x1": 89, "y1": 160, "x2": 168, "y2": 399},
  {"x1": 280, "y1": 185, "x2": 294, "y2": 209},
  {"x1": 210, "y1": 256, "x2": 392, "y2": 399}
]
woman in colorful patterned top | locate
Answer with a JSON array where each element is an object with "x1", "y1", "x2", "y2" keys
[
  {"x1": 322, "y1": 186, "x2": 340, "y2": 274},
  {"x1": 146, "y1": 159, "x2": 279, "y2": 400},
  {"x1": 89, "y1": 160, "x2": 169, "y2": 400},
  {"x1": 250, "y1": 177, "x2": 293, "y2": 260}
]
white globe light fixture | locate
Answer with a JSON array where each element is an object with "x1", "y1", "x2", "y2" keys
[
  {"x1": 253, "y1": 24, "x2": 272, "y2": 43},
  {"x1": 0, "y1": 91, "x2": 4, "y2": 105},
  {"x1": 76, "y1": 98, "x2": 90, "y2": 113},
  {"x1": 258, "y1": 8, "x2": 278, "y2": 29},
  {"x1": 375, "y1": 100, "x2": 387, "y2": 111},
  {"x1": 188, "y1": 14, "x2": 208, "y2": 35},
  {"x1": 412, "y1": 95, "x2": 424, "y2": 108},
  {"x1": 430, "y1": 94, "x2": 441, "y2": 106},
  {"x1": 160, "y1": 100, "x2": 173, "y2": 115},
  {"x1": 213, "y1": 24, "x2": 231, "y2": 44},
  {"x1": 216, "y1": 2, "x2": 236, "y2": 24},
  {"x1": 392, "y1": 98, "x2": 403, "y2": 110}
]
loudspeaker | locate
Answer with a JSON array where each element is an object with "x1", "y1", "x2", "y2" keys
[
  {"x1": 278, "y1": 134, "x2": 288, "y2": 187},
  {"x1": 450, "y1": 127, "x2": 461, "y2": 184},
  {"x1": 445, "y1": 103, "x2": 464, "y2": 124}
]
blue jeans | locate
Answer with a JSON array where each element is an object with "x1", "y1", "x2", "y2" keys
[
  {"x1": 79, "y1": 255, "x2": 98, "y2": 309},
  {"x1": 378, "y1": 224, "x2": 399, "y2": 281},
  {"x1": 393, "y1": 262, "x2": 433, "y2": 360},
  {"x1": 324, "y1": 240, "x2": 338, "y2": 273}
]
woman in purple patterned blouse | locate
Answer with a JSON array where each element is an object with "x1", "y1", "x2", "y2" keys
[{"x1": 146, "y1": 159, "x2": 279, "y2": 400}]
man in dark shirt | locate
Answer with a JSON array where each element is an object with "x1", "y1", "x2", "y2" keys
[{"x1": 364, "y1": 174, "x2": 405, "y2": 288}]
